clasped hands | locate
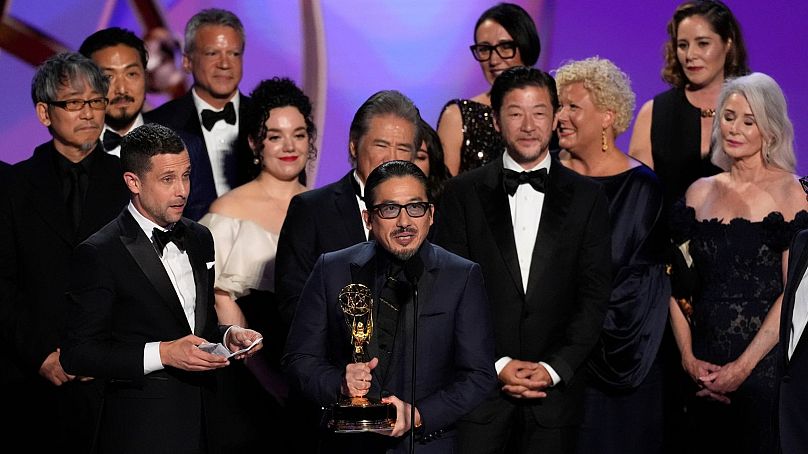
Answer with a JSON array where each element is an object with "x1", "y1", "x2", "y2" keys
[
  {"x1": 160, "y1": 326, "x2": 263, "y2": 372},
  {"x1": 683, "y1": 354, "x2": 752, "y2": 404},
  {"x1": 342, "y1": 357, "x2": 422, "y2": 437},
  {"x1": 500, "y1": 359, "x2": 551, "y2": 399}
]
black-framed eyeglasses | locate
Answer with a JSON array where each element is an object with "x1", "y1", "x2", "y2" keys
[
  {"x1": 469, "y1": 41, "x2": 518, "y2": 62},
  {"x1": 371, "y1": 202, "x2": 432, "y2": 219},
  {"x1": 800, "y1": 176, "x2": 808, "y2": 195},
  {"x1": 47, "y1": 97, "x2": 109, "y2": 111}
]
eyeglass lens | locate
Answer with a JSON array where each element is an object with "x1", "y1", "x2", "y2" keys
[
  {"x1": 470, "y1": 41, "x2": 517, "y2": 61},
  {"x1": 375, "y1": 202, "x2": 430, "y2": 219}
]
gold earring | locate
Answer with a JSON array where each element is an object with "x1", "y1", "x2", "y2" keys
[{"x1": 601, "y1": 128, "x2": 608, "y2": 152}]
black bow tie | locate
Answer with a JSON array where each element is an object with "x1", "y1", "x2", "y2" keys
[
  {"x1": 152, "y1": 223, "x2": 186, "y2": 256},
  {"x1": 201, "y1": 102, "x2": 236, "y2": 131},
  {"x1": 503, "y1": 168, "x2": 548, "y2": 195},
  {"x1": 102, "y1": 130, "x2": 123, "y2": 151}
]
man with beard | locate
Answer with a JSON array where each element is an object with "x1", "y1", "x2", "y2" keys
[
  {"x1": 79, "y1": 28, "x2": 211, "y2": 220},
  {"x1": 283, "y1": 160, "x2": 496, "y2": 453},
  {"x1": 0, "y1": 52, "x2": 129, "y2": 451}
]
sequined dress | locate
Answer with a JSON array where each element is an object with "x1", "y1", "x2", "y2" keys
[
  {"x1": 439, "y1": 99, "x2": 504, "y2": 173},
  {"x1": 670, "y1": 200, "x2": 808, "y2": 453}
]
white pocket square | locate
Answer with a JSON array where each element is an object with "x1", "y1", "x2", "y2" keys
[{"x1": 206, "y1": 261, "x2": 215, "y2": 270}]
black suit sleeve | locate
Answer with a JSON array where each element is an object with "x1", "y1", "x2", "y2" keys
[
  {"x1": 433, "y1": 180, "x2": 470, "y2": 258},
  {"x1": 545, "y1": 187, "x2": 611, "y2": 382},
  {"x1": 275, "y1": 193, "x2": 319, "y2": 327},
  {"x1": 61, "y1": 241, "x2": 144, "y2": 381}
]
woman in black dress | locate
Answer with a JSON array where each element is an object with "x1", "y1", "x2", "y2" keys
[
  {"x1": 629, "y1": 0, "x2": 749, "y2": 207},
  {"x1": 555, "y1": 57, "x2": 670, "y2": 454},
  {"x1": 436, "y1": 2, "x2": 540, "y2": 176},
  {"x1": 669, "y1": 73, "x2": 807, "y2": 454}
]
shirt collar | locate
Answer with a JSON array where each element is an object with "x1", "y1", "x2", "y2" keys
[
  {"x1": 502, "y1": 150, "x2": 551, "y2": 173},
  {"x1": 191, "y1": 88, "x2": 240, "y2": 119},
  {"x1": 128, "y1": 201, "x2": 174, "y2": 239}
]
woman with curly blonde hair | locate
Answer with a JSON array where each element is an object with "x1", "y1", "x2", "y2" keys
[{"x1": 555, "y1": 57, "x2": 669, "y2": 453}]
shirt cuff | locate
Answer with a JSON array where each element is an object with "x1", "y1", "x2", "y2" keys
[
  {"x1": 144, "y1": 341, "x2": 164, "y2": 375},
  {"x1": 494, "y1": 356, "x2": 512, "y2": 376},
  {"x1": 539, "y1": 361, "x2": 561, "y2": 386}
]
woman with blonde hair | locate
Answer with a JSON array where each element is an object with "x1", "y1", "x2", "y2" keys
[{"x1": 555, "y1": 56, "x2": 669, "y2": 453}]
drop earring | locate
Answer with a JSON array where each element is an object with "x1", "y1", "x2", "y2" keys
[{"x1": 601, "y1": 128, "x2": 608, "y2": 152}]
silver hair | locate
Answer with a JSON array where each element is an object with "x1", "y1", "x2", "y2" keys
[
  {"x1": 184, "y1": 8, "x2": 245, "y2": 54},
  {"x1": 30, "y1": 52, "x2": 108, "y2": 105},
  {"x1": 711, "y1": 72, "x2": 795, "y2": 172}
]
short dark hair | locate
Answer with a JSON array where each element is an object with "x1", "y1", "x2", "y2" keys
[
  {"x1": 663, "y1": 0, "x2": 749, "y2": 87},
  {"x1": 475, "y1": 3, "x2": 541, "y2": 67},
  {"x1": 79, "y1": 27, "x2": 148, "y2": 69},
  {"x1": 490, "y1": 66, "x2": 558, "y2": 115},
  {"x1": 418, "y1": 119, "x2": 451, "y2": 201},
  {"x1": 31, "y1": 52, "x2": 109, "y2": 105},
  {"x1": 348, "y1": 90, "x2": 422, "y2": 165},
  {"x1": 184, "y1": 8, "x2": 245, "y2": 54},
  {"x1": 364, "y1": 160, "x2": 428, "y2": 207},
  {"x1": 121, "y1": 124, "x2": 186, "y2": 177}
]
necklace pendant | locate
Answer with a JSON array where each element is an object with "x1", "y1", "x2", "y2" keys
[{"x1": 701, "y1": 108, "x2": 716, "y2": 118}]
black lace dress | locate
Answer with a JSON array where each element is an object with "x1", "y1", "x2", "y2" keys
[
  {"x1": 439, "y1": 99, "x2": 504, "y2": 173},
  {"x1": 670, "y1": 200, "x2": 808, "y2": 453}
]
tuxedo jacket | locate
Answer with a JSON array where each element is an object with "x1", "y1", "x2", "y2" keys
[
  {"x1": 60, "y1": 208, "x2": 226, "y2": 454},
  {"x1": 0, "y1": 141, "x2": 128, "y2": 384},
  {"x1": 275, "y1": 171, "x2": 367, "y2": 326},
  {"x1": 433, "y1": 155, "x2": 611, "y2": 427},
  {"x1": 282, "y1": 241, "x2": 497, "y2": 452},
  {"x1": 778, "y1": 229, "x2": 808, "y2": 454},
  {"x1": 146, "y1": 91, "x2": 253, "y2": 219}
]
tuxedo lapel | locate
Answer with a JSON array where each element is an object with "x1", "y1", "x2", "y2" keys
[
  {"x1": 24, "y1": 143, "x2": 74, "y2": 245},
  {"x1": 785, "y1": 239, "x2": 808, "y2": 366},
  {"x1": 118, "y1": 210, "x2": 191, "y2": 332},
  {"x1": 525, "y1": 160, "x2": 571, "y2": 301},
  {"x1": 479, "y1": 163, "x2": 524, "y2": 295},
  {"x1": 415, "y1": 242, "x2": 439, "y2": 317},
  {"x1": 334, "y1": 173, "x2": 366, "y2": 244}
]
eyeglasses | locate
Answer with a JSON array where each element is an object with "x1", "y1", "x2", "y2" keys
[
  {"x1": 47, "y1": 97, "x2": 109, "y2": 111},
  {"x1": 371, "y1": 202, "x2": 432, "y2": 219},
  {"x1": 469, "y1": 41, "x2": 518, "y2": 62},
  {"x1": 800, "y1": 176, "x2": 808, "y2": 195}
]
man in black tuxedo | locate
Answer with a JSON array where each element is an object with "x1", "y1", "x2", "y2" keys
[
  {"x1": 433, "y1": 67, "x2": 612, "y2": 454},
  {"x1": 275, "y1": 89, "x2": 422, "y2": 327},
  {"x1": 0, "y1": 52, "x2": 129, "y2": 452},
  {"x1": 60, "y1": 123, "x2": 263, "y2": 454},
  {"x1": 148, "y1": 8, "x2": 252, "y2": 216},
  {"x1": 80, "y1": 27, "x2": 210, "y2": 220},
  {"x1": 779, "y1": 223, "x2": 808, "y2": 454},
  {"x1": 283, "y1": 160, "x2": 496, "y2": 453}
]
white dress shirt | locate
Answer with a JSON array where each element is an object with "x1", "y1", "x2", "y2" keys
[
  {"x1": 353, "y1": 171, "x2": 370, "y2": 240},
  {"x1": 103, "y1": 113, "x2": 144, "y2": 157},
  {"x1": 192, "y1": 89, "x2": 240, "y2": 197},
  {"x1": 128, "y1": 202, "x2": 197, "y2": 374},
  {"x1": 494, "y1": 151, "x2": 561, "y2": 386},
  {"x1": 790, "y1": 265, "x2": 808, "y2": 359}
]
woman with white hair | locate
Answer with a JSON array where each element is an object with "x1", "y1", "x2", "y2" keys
[
  {"x1": 669, "y1": 72, "x2": 807, "y2": 453},
  {"x1": 555, "y1": 56, "x2": 669, "y2": 453}
]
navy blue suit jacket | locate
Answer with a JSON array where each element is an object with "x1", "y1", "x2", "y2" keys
[{"x1": 282, "y1": 240, "x2": 497, "y2": 451}]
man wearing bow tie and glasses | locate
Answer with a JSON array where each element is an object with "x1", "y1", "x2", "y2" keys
[
  {"x1": 149, "y1": 8, "x2": 253, "y2": 218},
  {"x1": 61, "y1": 123, "x2": 263, "y2": 453},
  {"x1": 434, "y1": 66, "x2": 611, "y2": 454}
]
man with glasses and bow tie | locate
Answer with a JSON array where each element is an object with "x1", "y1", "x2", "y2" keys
[
  {"x1": 80, "y1": 27, "x2": 211, "y2": 221},
  {"x1": 434, "y1": 66, "x2": 611, "y2": 454},
  {"x1": 0, "y1": 52, "x2": 129, "y2": 452},
  {"x1": 60, "y1": 123, "x2": 263, "y2": 454},
  {"x1": 149, "y1": 8, "x2": 253, "y2": 217}
]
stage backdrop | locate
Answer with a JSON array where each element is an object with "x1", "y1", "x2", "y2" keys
[{"x1": 2, "y1": 0, "x2": 806, "y2": 182}]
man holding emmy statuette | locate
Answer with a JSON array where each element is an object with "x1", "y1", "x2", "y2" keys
[{"x1": 283, "y1": 160, "x2": 496, "y2": 453}]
